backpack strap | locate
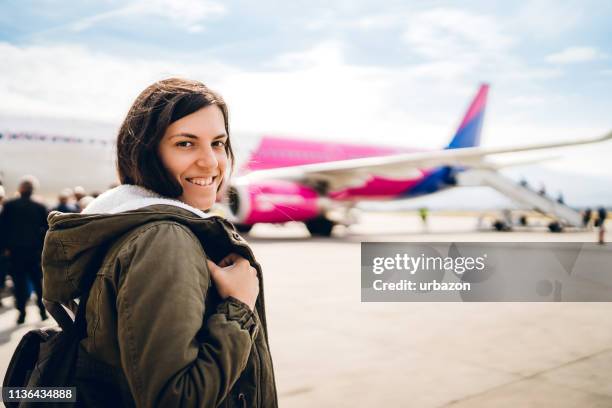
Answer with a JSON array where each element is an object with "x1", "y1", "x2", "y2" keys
[
  {"x1": 43, "y1": 266, "x2": 99, "y2": 336},
  {"x1": 42, "y1": 300, "x2": 75, "y2": 331}
]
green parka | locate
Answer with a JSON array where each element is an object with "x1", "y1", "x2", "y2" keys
[{"x1": 41, "y1": 186, "x2": 277, "y2": 408}]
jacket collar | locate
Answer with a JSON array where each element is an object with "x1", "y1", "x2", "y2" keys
[{"x1": 82, "y1": 184, "x2": 211, "y2": 219}]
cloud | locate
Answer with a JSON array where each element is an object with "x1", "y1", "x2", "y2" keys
[
  {"x1": 513, "y1": 0, "x2": 584, "y2": 39},
  {"x1": 269, "y1": 41, "x2": 345, "y2": 70},
  {"x1": 348, "y1": 13, "x2": 403, "y2": 30},
  {"x1": 545, "y1": 46, "x2": 606, "y2": 64},
  {"x1": 402, "y1": 8, "x2": 515, "y2": 61},
  {"x1": 393, "y1": 7, "x2": 564, "y2": 89},
  {"x1": 68, "y1": 0, "x2": 226, "y2": 32},
  {"x1": 507, "y1": 95, "x2": 546, "y2": 107},
  {"x1": 499, "y1": 67, "x2": 563, "y2": 81},
  {"x1": 0, "y1": 42, "x2": 236, "y2": 123}
]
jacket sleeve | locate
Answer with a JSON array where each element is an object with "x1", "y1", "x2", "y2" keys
[{"x1": 115, "y1": 222, "x2": 257, "y2": 408}]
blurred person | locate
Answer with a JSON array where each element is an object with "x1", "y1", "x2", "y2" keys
[
  {"x1": 73, "y1": 185, "x2": 86, "y2": 211},
  {"x1": 0, "y1": 176, "x2": 48, "y2": 324},
  {"x1": 538, "y1": 183, "x2": 546, "y2": 196},
  {"x1": 556, "y1": 192, "x2": 564, "y2": 204},
  {"x1": 583, "y1": 207, "x2": 592, "y2": 229},
  {"x1": 73, "y1": 185, "x2": 86, "y2": 201},
  {"x1": 42, "y1": 78, "x2": 277, "y2": 406},
  {"x1": 597, "y1": 207, "x2": 607, "y2": 245},
  {"x1": 418, "y1": 207, "x2": 429, "y2": 231},
  {"x1": 52, "y1": 188, "x2": 78, "y2": 213},
  {"x1": 0, "y1": 185, "x2": 8, "y2": 307}
]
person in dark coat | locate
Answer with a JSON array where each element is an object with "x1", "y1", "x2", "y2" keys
[
  {"x1": 597, "y1": 207, "x2": 607, "y2": 245},
  {"x1": 52, "y1": 188, "x2": 78, "y2": 213},
  {"x1": 0, "y1": 177, "x2": 48, "y2": 324},
  {"x1": 583, "y1": 208, "x2": 592, "y2": 228},
  {"x1": 0, "y1": 185, "x2": 8, "y2": 308}
]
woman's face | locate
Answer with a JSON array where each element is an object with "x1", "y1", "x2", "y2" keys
[{"x1": 158, "y1": 105, "x2": 228, "y2": 210}]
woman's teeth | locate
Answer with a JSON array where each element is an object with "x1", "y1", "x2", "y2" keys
[{"x1": 187, "y1": 177, "x2": 214, "y2": 186}]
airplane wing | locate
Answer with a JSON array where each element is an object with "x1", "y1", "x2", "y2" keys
[{"x1": 235, "y1": 130, "x2": 612, "y2": 189}]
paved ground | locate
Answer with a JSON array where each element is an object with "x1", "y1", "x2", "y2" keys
[{"x1": 0, "y1": 213, "x2": 610, "y2": 407}]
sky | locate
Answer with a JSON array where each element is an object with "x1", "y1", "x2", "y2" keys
[{"x1": 1, "y1": 0, "x2": 611, "y2": 184}]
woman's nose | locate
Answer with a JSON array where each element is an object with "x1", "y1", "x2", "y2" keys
[{"x1": 195, "y1": 147, "x2": 218, "y2": 169}]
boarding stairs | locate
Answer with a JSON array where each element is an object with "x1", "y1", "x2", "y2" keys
[{"x1": 456, "y1": 169, "x2": 583, "y2": 227}]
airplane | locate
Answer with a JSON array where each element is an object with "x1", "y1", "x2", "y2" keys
[
  {"x1": 1, "y1": 84, "x2": 611, "y2": 236},
  {"x1": 227, "y1": 84, "x2": 611, "y2": 235}
]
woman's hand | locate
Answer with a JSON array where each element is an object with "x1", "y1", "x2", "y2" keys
[{"x1": 206, "y1": 253, "x2": 259, "y2": 311}]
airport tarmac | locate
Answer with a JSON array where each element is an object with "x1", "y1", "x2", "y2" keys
[{"x1": 0, "y1": 212, "x2": 610, "y2": 407}]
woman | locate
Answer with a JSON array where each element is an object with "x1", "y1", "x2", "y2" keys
[{"x1": 41, "y1": 78, "x2": 278, "y2": 407}]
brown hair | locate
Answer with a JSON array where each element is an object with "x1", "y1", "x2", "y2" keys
[{"x1": 116, "y1": 78, "x2": 234, "y2": 198}]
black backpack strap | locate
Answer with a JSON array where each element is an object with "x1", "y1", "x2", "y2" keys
[
  {"x1": 43, "y1": 267, "x2": 99, "y2": 336},
  {"x1": 42, "y1": 300, "x2": 75, "y2": 331}
]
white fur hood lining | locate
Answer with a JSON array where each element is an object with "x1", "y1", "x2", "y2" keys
[{"x1": 81, "y1": 184, "x2": 210, "y2": 218}]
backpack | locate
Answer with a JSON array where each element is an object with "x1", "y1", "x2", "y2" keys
[{"x1": 3, "y1": 285, "x2": 92, "y2": 407}]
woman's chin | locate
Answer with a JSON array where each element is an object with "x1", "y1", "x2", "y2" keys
[{"x1": 180, "y1": 195, "x2": 214, "y2": 211}]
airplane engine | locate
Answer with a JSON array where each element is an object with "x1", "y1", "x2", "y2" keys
[{"x1": 227, "y1": 180, "x2": 321, "y2": 225}]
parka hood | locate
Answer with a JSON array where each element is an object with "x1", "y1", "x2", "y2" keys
[
  {"x1": 81, "y1": 184, "x2": 211, "y2": 218},
  {"x1": 43, "y1": 185, "x2": 241, "y2": 303}
]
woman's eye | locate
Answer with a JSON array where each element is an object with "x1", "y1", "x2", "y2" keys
[
  {"x1": 176, "y1": 141, "x2": 194, "y2": 148},
  {"x1": 212, "y1": 140, "x2": 227, "y2": 148}
]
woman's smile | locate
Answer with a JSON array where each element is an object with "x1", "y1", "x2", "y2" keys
[{"x1": 185, "y1": 176, "x2": 218, "y2": 187}]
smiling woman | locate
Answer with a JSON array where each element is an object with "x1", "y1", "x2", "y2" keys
[{"x1": 40, "y1": 78, "x2": 278, "y2": 407}]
